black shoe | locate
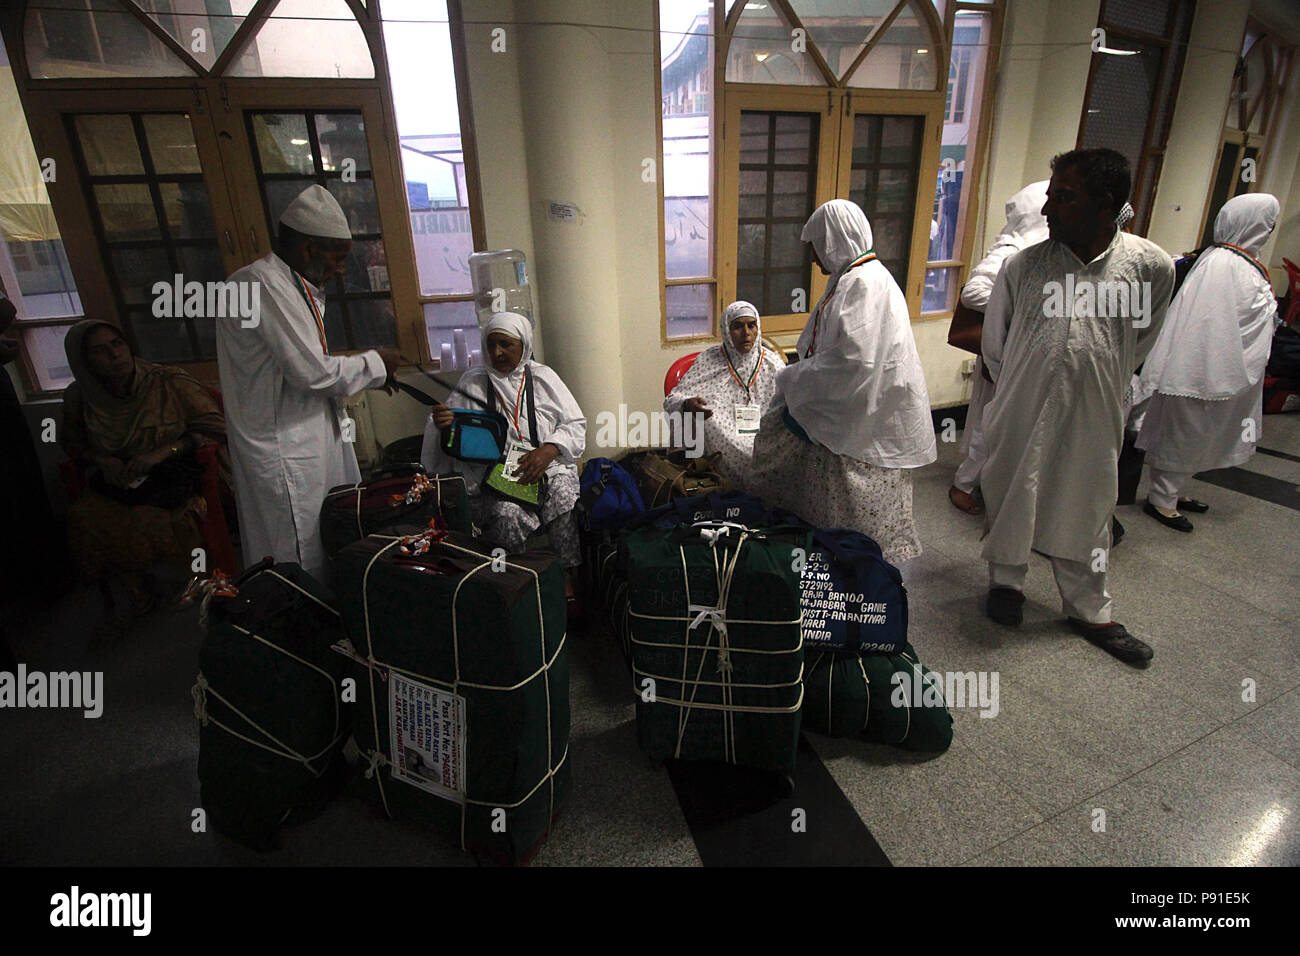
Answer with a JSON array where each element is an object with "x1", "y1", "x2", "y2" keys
[
  {"x1": 1111, "y1": 516, "x2": 1125, "y2": 547},
  {"x1": 1177, "y1": 498, "x2": 1209, "y2": 513},
  {"x1": 986, "y1": 588, "x2": 1025, "y2": 626},
  {"x1": 1143, "y1": 500, "x2": 1193, "y2": 532},
  {"x1": 1068, "y1": 618, "x2": 1153, "y2": 664}
]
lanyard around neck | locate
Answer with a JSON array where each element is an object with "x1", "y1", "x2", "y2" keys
[
  {"x1": 292, "y1": 271, "x2": 328, "y2": 355},
  {"x1": 723, "y1": 343, "x2": 764, "y2": 404},
  {"x1": 1214, "y1": 242, "x2": 1269, "y2": 282},
  {"x1": 491, "y1": 366, "x2": 529, "y2": 437},
  {"x1": 809, "y1": 251, "x2": 877, "y2": 356}
]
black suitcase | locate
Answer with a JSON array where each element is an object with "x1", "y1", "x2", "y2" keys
[
  {"x1": 195, "y1": 559, "x2": 350, "y2": 850},
  {"x1": 319, "y1": 465, "x2": 472, "y2": 560}
]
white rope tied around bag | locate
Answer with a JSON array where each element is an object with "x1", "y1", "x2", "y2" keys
[
  {"x1": 362, "y1": 749, "x2": 389, "y2": 780},
  {"x1": 192, "y1": 673, "x2": 210, "y2": 725}
]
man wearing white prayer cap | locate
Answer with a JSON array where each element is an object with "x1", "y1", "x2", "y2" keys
[{"x1": 216, "y1": 183, "x2": 400, "y2": 579}]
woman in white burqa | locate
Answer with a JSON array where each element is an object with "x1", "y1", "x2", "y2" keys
[
  {"x1": 663, "y1": 300, "x2": 783, "y2": 484},
  {"x1": 748, "y1": 199, "x2": 936, "y2": 564},
  {"x1": 421, "y1": 312, "x2": 586, "y2": 594},
  {"x1": 1134, "y1": 192, "x2": 1279, "y2": 532}
]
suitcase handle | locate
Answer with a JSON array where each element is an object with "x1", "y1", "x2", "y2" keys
[{"x1": 230, "y1": 556, "x2": 275, "y2": 589}]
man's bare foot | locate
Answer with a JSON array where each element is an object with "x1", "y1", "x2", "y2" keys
[{"x1": 948, "y1": 485, "x2": 982, "y2": 515}]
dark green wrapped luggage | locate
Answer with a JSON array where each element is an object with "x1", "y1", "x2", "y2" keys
[
  {"x1": 624, "y1": 522, "x2": 810, "y2": 775},
  {"x1": 195, "y1": 560, "x2": 350, "y2": 850},
  {"x1": 333, "y1": 529, "x2": 569, "y2": 864},
  {"x1": 802, "y1": 643, "x2": 954, "y2": 752},
  {"x1": 319, "y1": 466, "x2": 471, "y2": 560}
]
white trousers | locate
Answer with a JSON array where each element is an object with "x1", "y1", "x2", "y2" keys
[
  {"x1": 1147, "y1": 467, "x2": 1194, "y2": 511},
  {"x1": 989, "y1": 557, "x2": 1112, "y2": 624},
  {"x1": 953, "y1": 358, "x2": 994, "y2": 494}
]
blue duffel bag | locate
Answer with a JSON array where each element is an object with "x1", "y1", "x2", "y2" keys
[
  {"x1": 578, "y1": 457, "x2": 646, "y2": 532},
  {"x1": 798, "y1": 527, "x2": 908, "y2": 654}
]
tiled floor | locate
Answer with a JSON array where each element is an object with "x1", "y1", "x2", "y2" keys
[{"x1": 2, "y1": 414, "x2": 1297, "y2": 866}]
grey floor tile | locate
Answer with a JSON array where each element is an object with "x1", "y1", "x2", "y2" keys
[
  {"x1": 961, "y1": 815, "x2": 1109, "y2": 867},
  {"x1": 1054, "y1": 730, "x2": 1300, "y2": 867},
  {"x1": 810, "y1": 735, "x2": 1042, "y2": 866},
  {"x1": 1226, "y1": 687, "x2": 1300, "y2": 774}
]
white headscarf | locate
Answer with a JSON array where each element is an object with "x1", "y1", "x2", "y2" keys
[
  {"x1": 720, "y1": 299, "x2": 762, "y2": 375},
  {"x1": 1137, "y1": 193, "x2": 1279, "y2": 402},
  {"x1": 481, "y1": 310, "x2": 533, "y2": 385},
  {"x1": 778, "y1": 200, "x2": 936, "y2": 468},
  {"x1": 960, "y1": 181, "x2": 1049, "y2": 310}
]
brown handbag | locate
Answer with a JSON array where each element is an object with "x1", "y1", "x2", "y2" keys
[{"x1": 947, "y1": 299, "x2": 985, "y2": 355}]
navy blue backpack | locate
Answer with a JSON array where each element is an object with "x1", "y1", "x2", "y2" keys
[
  {"x1": 578, "y1": 458, "x2": 646, "y2": 531},
  {"x1": 632, "y1": 489, "x2": 771, "y2": 531}
]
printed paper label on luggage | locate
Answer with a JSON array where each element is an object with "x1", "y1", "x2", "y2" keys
[{"x1": 388, "y1": 674, "x2": 466, "y2": 804}]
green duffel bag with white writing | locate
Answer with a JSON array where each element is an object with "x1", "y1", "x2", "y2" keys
[{"x1": 802, "y1": 643, "x2": 953, "y2": 752}]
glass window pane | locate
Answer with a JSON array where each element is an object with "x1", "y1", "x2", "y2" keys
[
  {"x1": 788, "y1": 0, "x2": 897, "y2": 83},
  {"x1": 423, "y1": 299, "x2": 479, "y2": 368},
  {"x1": 26, "y1": 0, "x2": 196, "y2": 78},
  {"x1": 922, "y1": 265, "x2": 960, "y2": 313},
  {"x1": 933, "y1": 12, "x2": 991, "y2": 265},
  {"x1": 726, "y1": 1, "x2": 824, "y2": 85},
  {"x1": 94, "y1": 183, "x2": 161, "y2": 241},
  {"x1": 142, "y1": 113, "x2": 201, "y2": 175},
  {"x1": 128, "y1": 311, "x2": 195, "y2": 363},
  {"x1": 108, "y1": 246, "x2": 170, "y2": 304},
  {"x1": 227, "y1": 0, "x2": 375, "y2": 78},
  {"x1": 325, "y1": 296, "x2": 397, "y2": 352},
  {"x1": 3, "y1": 240, "x2": 81, "y2": 317},
  {"x1": 316, "y1": 113, "x2": 371, "y2": 173},
  {"x1": 251, "y1": 114, "x2": 315, "y2": 175},
  {"x1": 342, "y1": 239, "x2": 390, "y2": 294},
  {"x1": 665, "y1": 283, "x2": 714, "y2": 339},
  {"x1": 383, "y1": 1, "x2": 474, "y2": 296},
  {"x1": 736, "y1": 272, "x2": 764, "y2": 311},
  {"x1": 849, "y1": 1, "x2": 939, "y2": 90},
  {"x1": 176, "y1": 244, "x2": 226, "y2": 285},
  {"x1": 662, "y1": 0, "x2": 714, "y2": 281},
  {"x1": 17, "y1": 324, "x2": 75, "y2": 391},
  {"x1": 738, "y1": 222, "x2": 767, "y2": 270},
  {"x1": 128, "y1": 0, "x2": 254, "y2": 73},
  {"x1": 75, "y1": 114, "x2": 145, "y2": 176},
  {"x1": 1101, "y1": 0, "x2": 1169, "y2": 37},
  {"x1": 327, "y1": 179, "x2": 381, "y2": 235},
  {"x1": 158, "y1": 182, "x2": 215, "y2": 239},
  {"x1": 772, "y1": 170, "x2": 810, "y2": 218},
  {"x1": 738, "y1": 169, "x2": 767, "y2": 219},
  {"x1": 851, "y1": 113, "x2": 921, "y2": 290}
]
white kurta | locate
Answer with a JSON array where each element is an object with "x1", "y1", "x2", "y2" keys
[
  {"x1": 663, "y1": 344, "x2": 781, "y2": 484},
  {"x1": 1135, "y1": 194, "x2": 1279, "y2": 475},
  {"x1": 216, "y1": 252, "x2": 387, "y2": 578},
  {"x1": 954, "y1": 183, "x2": 1049, "y2": 491},
  {"x1": 980, "y1": 230, "x2": 1174, "y2": 564}
]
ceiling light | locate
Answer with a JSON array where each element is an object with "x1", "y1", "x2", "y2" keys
[
  {"x1": 916, "y1": 48, "x2": 929, "y2": 53},
  {"x1": 755, "y1": 53, "x2": 769, "y2": 62},
  {"x1": 290, "y1": 138, "x2": 308, "y2": 145}
]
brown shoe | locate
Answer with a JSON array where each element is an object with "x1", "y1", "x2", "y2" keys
[{"x1": 949, "y1": 485, "x2": 983, "y2": 515}]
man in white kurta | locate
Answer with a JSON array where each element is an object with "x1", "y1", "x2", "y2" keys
[
  {"x1": 1135, "y1": 193, "x2": 1280, "y2": 532},
  {"x1": 216, "y1": 185, "x2": 397, "y2": 579},
  {"x1": 981, "y1": 149, "x2": 1173, "y2": 664},
  {"x1": 950, "y1": 181, "x2": 1048, "y2": 514}
]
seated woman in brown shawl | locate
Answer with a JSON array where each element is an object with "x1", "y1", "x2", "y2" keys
[{"x1": 61, "y1": 320, "x2": 227, "y2": 620}]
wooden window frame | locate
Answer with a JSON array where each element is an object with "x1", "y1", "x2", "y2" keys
[{"x1": 0, "y1": 0, "x2": 487, "y2": 395}]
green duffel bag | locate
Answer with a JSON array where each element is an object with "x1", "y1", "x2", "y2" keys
[
  {"x1": 802, "y1": 643, "x2": 954, "y2": 752},
  {"x1": 195, "y1": 560, "x2": 351, "y2": 851},
  {"x1": 332, "y1": 528, "x2": 570, "y2": 865},
  {"x1": 624, "y1": 521, "x2": 810, "y2": 775}
]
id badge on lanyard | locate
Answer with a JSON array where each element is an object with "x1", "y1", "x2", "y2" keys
[
  {"x1": 500, "y1": 438, "x2": 532, "y2": 482},
  {"x1": 734, "y1": 404, "x2": 761, "y2": 434}
]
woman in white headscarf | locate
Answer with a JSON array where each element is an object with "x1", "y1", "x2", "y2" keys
[
  {"x1": 747, "y1": 199, "x2": 937, "y2": 564},
  {"x1": 1134, "y1": 192, "x2": 1280, "y2": 532},
  {"x1": 949, "y1": 181, "x2": 1049, "y2": 515},
  {"x1": 421, "y1": 312, "x2": 587, "y2": 591},
  {"x1": 663, "y1": 300, "x2": 783, "y2": 483}
]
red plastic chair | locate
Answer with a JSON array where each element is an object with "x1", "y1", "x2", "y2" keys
[
  {"x1": 664, "y1": 352, "x2": 701, "y2": 396},
  {"x1": 1282, "y1": 258, "x2": 1299, "y2": 328}
]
